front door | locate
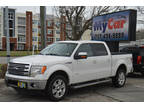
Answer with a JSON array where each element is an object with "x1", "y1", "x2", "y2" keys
[{"x1": 73, "y1": 43, "x2": 96, "y2": 83}]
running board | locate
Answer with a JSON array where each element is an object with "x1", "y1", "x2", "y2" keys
[{"x1": 71, "y1": 78, "x2": 111, "y2": 89}]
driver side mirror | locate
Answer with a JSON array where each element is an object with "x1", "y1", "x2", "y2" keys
[{"x1": 74, "y1": 52, "x2": 88, "y2": 60}]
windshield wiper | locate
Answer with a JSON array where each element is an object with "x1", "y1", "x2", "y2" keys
[{"x1": 45, "y1": 53, "x2": 59, "y2": 56}]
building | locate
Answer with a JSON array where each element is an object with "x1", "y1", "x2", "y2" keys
[
  {"x1": 0, "y1": 7, "x2": 91, "y2": 51},
  {"x1": 0, "y1": 8, "x2": 17, "y2": 51},
  {"x1": 16, "y1": 12, "x2": 26, "y2": 50},
  {"x1": 0, "y1": 7, "x2": 65, "y2": 51}
]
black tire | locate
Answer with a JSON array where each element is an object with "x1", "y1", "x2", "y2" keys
[
  {"x1": 45, "y1": 75, "x2": 68, "y2": 101},
  {"x1": 112, "y1": 69, "x2": 126, "y2": 88}
]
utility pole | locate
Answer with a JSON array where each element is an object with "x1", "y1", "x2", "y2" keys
[
  {"x1": 59, "y1": 6, "x2": 65, "y2": 41},
  {"x1": 5, "y1": 6, "x2": 10, "y2": 63},
  {"x1": 40, "y1": 6, "x2": 46, "y2": 49},
  {"x1": 28, "y1": 14, "x2": 31, "y2": 51}
]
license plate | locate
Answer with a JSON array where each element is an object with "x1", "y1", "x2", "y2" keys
[{"x1": 17, "y1": 82, "x2": 26, "y2": 88}]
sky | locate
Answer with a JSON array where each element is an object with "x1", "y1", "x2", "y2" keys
[
  {"x1": 0, "y1": 6, "x2": 54, "y2": 14},
  {"x1": 0, "y1": 6, "x2": 143, "y2": 17}
]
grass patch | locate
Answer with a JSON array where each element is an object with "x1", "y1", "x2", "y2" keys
[{"x1": 0, "y1": 51, "x2": 40, "y2": 57}]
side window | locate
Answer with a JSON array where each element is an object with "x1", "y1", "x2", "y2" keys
[
  {"x1": 140, "y1": 48, "x2": 144, "y2": 56},
  {"x1": 90, "y1": 43, "x2": 108, "y2": 56},
  {"x1": 75, "y1": 43, "x2": 93, "y2": 57}
]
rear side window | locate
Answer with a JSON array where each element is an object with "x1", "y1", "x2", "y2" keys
[
  {"x1": 121, "y1": 47, "x2": 139, "y2": 54},
  {"x1": 140, "y1": 48, "x2": 144, "y2": 56},
  {"x1": 90, "y1": 43, "x2": 108, "y2": 56}
]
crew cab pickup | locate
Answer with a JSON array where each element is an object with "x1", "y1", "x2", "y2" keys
[{"x1": 5, "y1": 41, "x2": 133, "y2": 101}]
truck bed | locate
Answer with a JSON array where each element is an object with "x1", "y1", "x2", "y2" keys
[{"x1": 111, "y1": 52, "x2": 132, "y2": 76}]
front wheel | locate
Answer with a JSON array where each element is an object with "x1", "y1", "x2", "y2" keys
[
  {"x1": 45, "y1": 75, "x2": 68, "y2": 101},
  {"x1": 112, "y1": 69, "x2": 126, "y2": 88}
]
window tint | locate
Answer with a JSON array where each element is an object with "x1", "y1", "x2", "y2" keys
[
  {"x1": 90, "y1": 43, "x2": 108, "y2": 56},
  {"x1": 75, "y1": 44, "x2": 93, "y2": 57},
  {"x1": 140, "y1": 48, "x2": 144, "y2": 56},
  {"x1": 121, "y1": 47, "x2": 139, "y2": 54}
]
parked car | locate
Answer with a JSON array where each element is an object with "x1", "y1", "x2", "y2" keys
[
  {"x1": 120, "y1": 45, "x2": 144, "y2": 76},
  {"x1": 5, "y1": 41, "x2": 133, "y2": 101}
]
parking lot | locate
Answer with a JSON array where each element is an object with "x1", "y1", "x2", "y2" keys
[{"x1": 0, "y1": 74, "x2": 144, "y2": 102}]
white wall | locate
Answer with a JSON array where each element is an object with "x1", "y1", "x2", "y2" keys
[
  {"x1": 16, "y1": 12, "x2": 26, "y2": 50},
  {"x1": 81, "y1": 30, "x2": 91, "y2": 40}
]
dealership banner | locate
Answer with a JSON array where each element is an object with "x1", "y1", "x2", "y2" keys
[{"x1": 91, "y1": 10, "x2": 137, "y2": 41}]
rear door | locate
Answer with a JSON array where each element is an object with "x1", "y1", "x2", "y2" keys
[{"x1": 89, "y1": 43, "x2": 111, "y2": 79}]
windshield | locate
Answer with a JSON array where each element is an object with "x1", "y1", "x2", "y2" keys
[{"x1": 40, "y1": 42, "x2": 78, "y2": 57}]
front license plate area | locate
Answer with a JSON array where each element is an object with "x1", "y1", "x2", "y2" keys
[{"x1": 17, "y1": 82, "x2": 26, "y2": 88}]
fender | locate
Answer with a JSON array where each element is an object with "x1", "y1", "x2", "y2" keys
[
  {"x1": 112, "y1": 59, "x2": 128, "y2": 76},
  {"x1": 44, "y1": 64, "x2": 73, "y2": 84}
]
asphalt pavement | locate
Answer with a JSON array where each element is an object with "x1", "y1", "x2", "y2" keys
[{"x1": 0, "y1": 74, "x2": 144, "y2": 102}]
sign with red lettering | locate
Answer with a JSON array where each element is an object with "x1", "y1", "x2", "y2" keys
[{"x1": 91, "y1": 10, "x2": 137, "y2": 41}]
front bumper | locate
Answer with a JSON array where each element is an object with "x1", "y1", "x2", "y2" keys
[{"x1": 5, "y1": 74, "x2": 47, "y2": 90}]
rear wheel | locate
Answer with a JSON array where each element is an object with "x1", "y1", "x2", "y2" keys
[
  {"x1": 112, "y1": 69, "x2": 126, "y2": 88},
  {"x1": 45, "y1": 75, "x2": 68, "y2": 101}
]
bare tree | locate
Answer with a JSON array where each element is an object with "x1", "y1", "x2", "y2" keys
[{"x1": 54, "y1": 6, "x2": 122, "y2": 40}]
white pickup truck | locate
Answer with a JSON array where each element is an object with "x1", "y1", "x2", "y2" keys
[{"x1": 5, "y1": 41, "x2": 133, "y2": 101}]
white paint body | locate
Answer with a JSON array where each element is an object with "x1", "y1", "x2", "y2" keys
[{"x1": 6, "y1": 41, "x2": 133, "y2": 87}]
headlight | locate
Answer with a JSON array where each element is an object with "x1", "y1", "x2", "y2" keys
[{"x1": 30, "y1": 65, "x2": 47, "y2": 77}]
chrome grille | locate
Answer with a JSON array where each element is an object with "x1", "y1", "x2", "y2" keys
[{"x1": 8, "y1": 62, "x2": 30, "y2": 76}]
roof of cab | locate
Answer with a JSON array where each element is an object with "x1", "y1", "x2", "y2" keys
[{"x1": 58, "y1": 40, "x2": 105, "y2": 44}]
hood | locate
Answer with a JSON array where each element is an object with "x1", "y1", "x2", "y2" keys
[{"x1": 10, "y1": 55, "x2": 71, "y2": 65}]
